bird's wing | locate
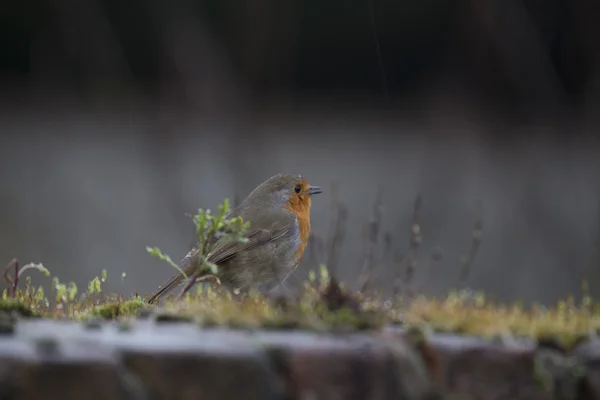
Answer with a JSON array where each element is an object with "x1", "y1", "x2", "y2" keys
[
  {"x1": 204, "y1": 207, "x2": 297, "y2": 264},
  {"x1": 146, "y1": 227, "x2": 291, "y2": 304},
  {"x1": 146, "y1": 209, "x2": 295, "y2": 304},
  {"x1": 206, "y1": 224, "x2": 292, "y2": 265}
]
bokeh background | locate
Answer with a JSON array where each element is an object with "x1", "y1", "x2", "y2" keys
[{"x1": 1, "y1": 0, "x2": 600, "y2": 305}]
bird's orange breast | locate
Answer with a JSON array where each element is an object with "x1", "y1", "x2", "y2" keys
[{"x1": 284, "y1": 196, "x2": 312, "y2": 267}]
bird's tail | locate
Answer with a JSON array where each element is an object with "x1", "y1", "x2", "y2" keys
[
  {"x1": 146, "y1": 273, "x2": 185, "y2": 304},
  {"x1": 146, "y1": 245, "x2": 203, "y2": 304}
]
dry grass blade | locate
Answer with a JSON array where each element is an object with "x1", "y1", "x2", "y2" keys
[
  {"x1": 357, "y1": 187, "x2": 383, "y2": 292},
  {"x1": 3, "y1": 258, "x2": 18, "y2": 297},
  {"x1": 178, "y1": 274, "x2": 221, "y2": 299},
  {"x1": 395, "y1": 194, "x2": 423, "y2": 298},
  {"x1": 455, "y1": 200, "x2": 484, "y2": 287},
  {"x1": 178, "y1": 257, "x2": 202, "y2": 297},
  {"x1": 406, "y1": 194, "x2": 423, "y2": 283}
]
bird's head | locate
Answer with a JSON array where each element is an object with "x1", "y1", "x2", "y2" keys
[{"x1": 247, "y1": 173, "x2": 322, "y2": 215}]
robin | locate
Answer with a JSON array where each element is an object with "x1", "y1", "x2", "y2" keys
[{"x1": 147, "y1": 173, "x2": 322, "y2": 304}]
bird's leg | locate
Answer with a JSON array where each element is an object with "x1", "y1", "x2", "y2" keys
[
  {"x1": 177, "y1": 274, "x2": 222, "y2": 299},
  {"x1": 177, "y1": 271, "x2": 199, "y2": 299},
  {"x1": 195, "y1": 274, "x2": 221, "y2": 286}
]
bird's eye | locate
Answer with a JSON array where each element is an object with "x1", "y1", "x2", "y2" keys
[{"x1": 294, "y1": 185, "x2": 302, "y2": 194}]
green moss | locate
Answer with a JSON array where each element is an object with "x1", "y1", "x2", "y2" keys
[
  {"x1": 0, "y1": 298, "x2": 40, "y2": 318},
  {"x1": 402, "y1": 291, "x2": 600, "y2": 348},
  {"x1": 4, "y1": 270, "x2": 600, "y2": 346},
  {"x1": 4, "y1": 253, "x2": 600, "y2": 347},
  {"x1": 316, "y1": 305, "x2": 382, "y2": 332},
  {"x1": 119, "y1": 298, "x2": 147, "y2": 315},
  {"x1": 84, "y1": 297, "x2": 146, "y2": 320},
  {"x1": 261, "y1": 316, "x2": 301, "y2": 331},
  {"x1": 155, "y1": 276, "x2": 387, "y2": 333}
]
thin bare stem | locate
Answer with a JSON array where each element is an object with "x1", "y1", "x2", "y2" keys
[
  {"x1": 3, "y1": 258, "x2": 19, "y2": 297},
  {"x1": 357, "y1": 188, "x2": 383, "y2": 292},
  {"x1": 455, "y1": 201, "x2": 484, "y2": 287},
  {"x1": 178, "y1": 274, "x2": 221, "y2": 299},
  {"x1": 397, "y1": 194, "x2": 423, "y2": 298}
]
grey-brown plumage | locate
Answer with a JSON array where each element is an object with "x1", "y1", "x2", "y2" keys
[{"x1": 146, "y1": 173, "x2": 322, "y2": 304}]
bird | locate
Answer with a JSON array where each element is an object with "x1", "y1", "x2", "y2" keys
[{"x1": 146, "y1": 173, "x2": 322, "y2": 304}]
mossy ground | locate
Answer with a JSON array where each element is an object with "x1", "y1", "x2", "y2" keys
[
  {"x1": 402, "y1": 293, "x2": 600, "y2": 350},
  {"x1": 2, "y1": 267, "x2": 600, "y2": 352}
]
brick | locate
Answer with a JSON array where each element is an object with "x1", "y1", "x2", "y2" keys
[
  {"x1": 7, "y1": 360, "x2": 133, "y2": 400},
  {"x1": 255, "y1": 331, "x2": 435, "y2": 400},
  {"x1": 110, "y1": 329, "x2": 282, "y2": 400},
  {"x1": 0, "y1": 337, "x2": 133, "y2": 400},
  {"x1": 443, "y1": 346, "x2": 553, "y2": 400},
  {"x1": 577, "y1": 363, "x2": 600, "y2": 400},
  {"x1": 1, "y1": 319, "x2": 596, "y2": 399},
  {"x1": 382, "y1": 328, "x2": 566, "y2": 400},
  {"x1": 570, "y1": 339, "x2": 600, "y2": 399},
  {"x1": 379, "y1": 326, "x2": 446, "y2": 387}
]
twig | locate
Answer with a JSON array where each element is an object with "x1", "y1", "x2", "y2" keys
[
  {"x1": 455, "y1": 201, "x2": 483, "y2": 287},
  {"x1": 398, "y1": 194, "x2": 423, "y2": 298},
  {"x1": 178, "y1": 273, "x2": 221, "y2": 299},
  {"x1": 360, "y1": 230, "x2": 392, "y2": 292},
  {"x1": 3, "y1": 258, "x2": 19, "y2": 297},
  {"x1": 357, "y1": 187, "x2": 383, "y2": 292}
]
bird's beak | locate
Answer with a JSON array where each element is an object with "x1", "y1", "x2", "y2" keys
[{"x1": 306, "y1": 186, "x2": 323, "y2": 196}]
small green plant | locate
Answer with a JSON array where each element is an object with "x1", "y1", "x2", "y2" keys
[
  {"x1": 146, "y1": 198, "x2": 250, "y2": 290},
  {"x1": 86, "y1": 295, "x2": 146, "y2": 320},
  {"x1": 0, "y1": 258, "x2": 146, "y2": 320}
]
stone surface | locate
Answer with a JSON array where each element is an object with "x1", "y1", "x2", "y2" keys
[
  {"x1": 0, "y1": 319, "x2": 598, "y2": 399},
  {"x1": 571, "y1": 339, "x2": 600, "y2": 400},
  {"x1": 380, "y1": 326, "x2": 588, "y2": 400},
  {"x1": 254, "y1": 332, "x2": 435, "y2": 400},
  {"x1": 0, "y1": 333, "x2": 133, "y2": 399}
]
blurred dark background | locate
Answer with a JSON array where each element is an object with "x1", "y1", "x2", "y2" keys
[{"x1": 1, "y1": 0, "x2": 600, "y2": 304}]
